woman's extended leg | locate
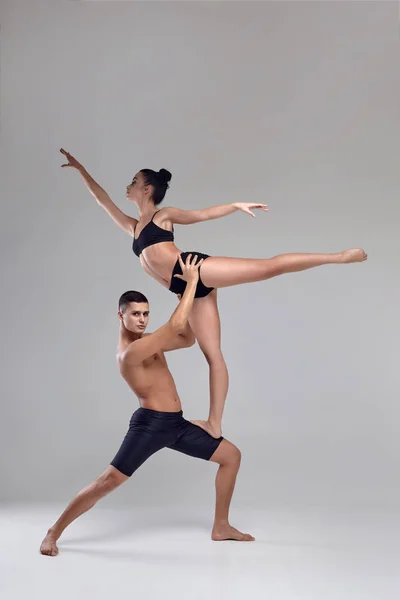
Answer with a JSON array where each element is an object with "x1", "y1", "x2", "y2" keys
[
  {"x1": 188, "y1": 290, "x2": 228, "y2": 439},
  {"x1": 199, "y1": 248, "x2": 367, "y2": 289}
]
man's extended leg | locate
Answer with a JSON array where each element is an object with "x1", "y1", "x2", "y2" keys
[
  {"x1": 40, "y1": 466, "x2": 128, "y2": 556},
  {"x1": 40, "y1": 407, "x2": 173, "y2": 556},
  {"x1": 209, "y1": 439, "x2": 255, "y2": 541}
]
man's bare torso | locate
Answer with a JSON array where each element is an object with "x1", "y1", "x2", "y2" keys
[{"x1": 117, "y1": 342, "x2": 182, "y2": 412}]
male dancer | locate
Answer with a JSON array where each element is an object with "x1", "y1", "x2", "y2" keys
[{"x1": 40, "y1": 254, "x2": 254, "y2": 556}]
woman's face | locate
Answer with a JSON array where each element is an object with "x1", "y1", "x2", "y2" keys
[{"x1": 126, "y1": 172, "x2": 147, "y2": 203}]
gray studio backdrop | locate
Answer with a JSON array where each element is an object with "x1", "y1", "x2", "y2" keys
[{"x1": 1, "y1": 0, "x2": 399, "y2": 509}]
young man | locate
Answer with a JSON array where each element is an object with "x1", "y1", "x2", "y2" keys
[{"x1": 40, "y1": 254, "x2": 254, "y2": 556}]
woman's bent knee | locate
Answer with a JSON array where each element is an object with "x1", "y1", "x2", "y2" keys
[{"x1": 203, "y1": 349, "x2": 225, "y2": 366}]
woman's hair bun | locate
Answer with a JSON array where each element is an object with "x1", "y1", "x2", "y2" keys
[{"x1": 158, "y1": 169, "x2": 172, "y2": 185}]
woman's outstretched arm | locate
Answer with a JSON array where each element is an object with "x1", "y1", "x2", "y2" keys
[
  {"x1": 60, "y1": 149, "x2": 137, "y2": 236},
  {"x1": 162, "y1": 202, "x2": 268, "y2": 225}
]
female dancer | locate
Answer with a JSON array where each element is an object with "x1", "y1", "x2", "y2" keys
[{"x1": 60, "y1": 148, "x2": 367, "y2": 439}]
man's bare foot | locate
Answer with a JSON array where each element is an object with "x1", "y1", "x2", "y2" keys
[
  {"x1": 40, "y1": 530, "x2": 59, "y2": 557},
  {"x1": 191, "y1": 420, "x2": 222, "y2": 439},
  {"x1": 338, "y1": 248, "x2": 368, "y2": 263},
  {"x1": 212, "y1": 523, "x2": 255, "y2": 542}
]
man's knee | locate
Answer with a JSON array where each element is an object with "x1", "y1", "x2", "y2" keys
[
  {"x1": 212, "y1": 440, "x2": 241, "y2": 467},
  {"x1": 229, "y1": 445, "x2": 242, "y2": 466},
  {"x1": 96, "y1": 466, "x2": 127, "y2": 494}
]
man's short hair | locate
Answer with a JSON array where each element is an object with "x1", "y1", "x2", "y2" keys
[{"x1": 118, "y1": 291, "x2": 149, "y2": 313}]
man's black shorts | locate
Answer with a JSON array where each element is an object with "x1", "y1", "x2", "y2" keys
[{"x1": 110, "y1": 408, "x2": 224, "y2": 477}]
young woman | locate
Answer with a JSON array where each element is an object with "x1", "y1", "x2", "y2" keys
[{"x1": 60, "y1": 148, "x2": 367, "y2": 439}]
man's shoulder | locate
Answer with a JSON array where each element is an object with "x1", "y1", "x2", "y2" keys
[
  {"x1": 119, "y1": 348, "x2": 144, "y2": 369},
  {"x1": 118, "y1": 333, "x2": 164, "y2": 366},
  {"x1": 124, "y1": 332, "x2": 151, "y2": 346}
]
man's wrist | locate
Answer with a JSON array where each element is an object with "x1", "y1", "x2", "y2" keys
[
  {"x1": 181, "y1": 280, "x2": 197, "y2": 301},
  {"x1": 185, "y1": 279, "x2": 197, "y2": 290}
]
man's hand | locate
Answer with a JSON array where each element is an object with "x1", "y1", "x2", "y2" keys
[
  {"x1": 173, "y1": 253, "x2": 204, "y2": 285},
  {"x1": 232, "y1": 202, "x2": 269, "y2": 217},
  {"x1": 60, "y1": 148, "x2": 83, "y2": 170}
]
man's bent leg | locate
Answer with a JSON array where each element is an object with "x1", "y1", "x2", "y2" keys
[
  {"x1": 40, "y1": 466, "x2": 128, "y2": 556},
  {"x1": 168, "y1": 420, "x2": 254, "y2": 542},
  {"x1": 209, "y1": 439, "x2": 255, "y2": 541}
]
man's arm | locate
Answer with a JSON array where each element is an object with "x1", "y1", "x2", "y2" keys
[
  {"x1": 123, "y1": 256, "x2": 201, "y2": 364},
  {"x1": 122, "y1": 322, "x2": 181, "y2": 365},
  {"x1": 162, "y1": 321, "x2": 196, "y2": 352}
]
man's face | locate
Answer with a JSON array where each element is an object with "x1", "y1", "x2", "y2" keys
[{"x1": 119, "y1": 302, "x2": 149, "y2": 334}]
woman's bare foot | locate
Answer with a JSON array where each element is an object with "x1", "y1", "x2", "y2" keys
[
  {"x1": 191, "y1": 419, "x2": 222, "y2": 439},
  {"x1": 338, "y1": 248, "x2": 368, "y2": 263},
  {"x1": 40, "y1": 530, "x2": 59, "y2": 557},
  {"x1": 212, "y1": 523, "x2": 255, "y2": 542}
]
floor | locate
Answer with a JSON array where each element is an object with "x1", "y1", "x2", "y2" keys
[{"x1": 1, "y1": 504, "x2": 399, "y2": 600}]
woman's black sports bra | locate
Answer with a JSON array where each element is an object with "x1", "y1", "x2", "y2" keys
[{"x1": 132, "y1": 211, "x2": 174, "y2": 257}]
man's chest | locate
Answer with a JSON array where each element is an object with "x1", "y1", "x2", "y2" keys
[{"x1": 142, "y1": 352, "x2": 167, "y2": 370}]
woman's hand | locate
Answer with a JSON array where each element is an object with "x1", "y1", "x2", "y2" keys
[
  {"x1": 59, "y1": 148, "x2": 137, "y2": 235},
  {"x1": 233, "y1": 202, "x2": 269, "y2": 217},
  {"x1": 60, "y1": 148, "x2": 83, "y2": 170}
]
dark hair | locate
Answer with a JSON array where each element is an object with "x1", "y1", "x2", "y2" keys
[
  {"x1": 118, "y1": 290, "x2": 149, "y2": 313},
  {"x1": 140, "y1": 168, "x2": 172, "y2": 205}
]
